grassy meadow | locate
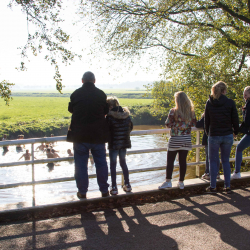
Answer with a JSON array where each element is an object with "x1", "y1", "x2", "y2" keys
[
  {"x1": 0, "y1": 97, "x2": 153, "y2": 123},
  {"x1": 0, "y1": 95, "x2": 154, "y2": 138}
]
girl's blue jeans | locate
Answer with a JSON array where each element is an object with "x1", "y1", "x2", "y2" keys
[
  {"x1": 208, "y1": 134, "x2": 233, "y2": 188},
  {"x1": 109, "y1": 149, "x2": 129, "y2": 187},
  {"x1": 235, "y1": 134, "x2": 250, "y2": 173}
]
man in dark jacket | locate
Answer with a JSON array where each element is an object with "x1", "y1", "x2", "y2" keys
[{"x1": 67, "y1": 71, "x2": 110, "y2": 198}]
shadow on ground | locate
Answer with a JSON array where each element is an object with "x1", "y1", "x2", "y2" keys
[{"x1": 0, "y1": 187, "x2": 250, "y2": 249}]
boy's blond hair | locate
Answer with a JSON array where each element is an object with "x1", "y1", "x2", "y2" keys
[{"x1": 107, "y1": 96, "x2": 120, "y2": 108}]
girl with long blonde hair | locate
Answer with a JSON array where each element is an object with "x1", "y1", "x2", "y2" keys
[{"x1": 159, "y1": 91, "x2": 196, "y2": 190}]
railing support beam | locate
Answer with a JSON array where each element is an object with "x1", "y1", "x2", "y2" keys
[{"x1": 196, "y1": 130, "x2": 201, "y2": 177}]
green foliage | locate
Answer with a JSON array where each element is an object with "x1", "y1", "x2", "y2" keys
[
  {"x1": 87, "y1": 0, "x2": 250, "y2": 118},
  {"x1": 145, "y1": 80, "x2": 179, "y2": 116},
  {"x1": 129, "y1": 105, "x2": 167, "y2": 125},
  {"x1": 117, "y1": 98, "x2": 153, "y2": 106},
  {"x1": 88, "y1": 0, "x2": 250, "y2": 59},
  {"x1": 168, "y1": 52, "x2": 250, "y2": 118},
  {"x1": 0, "y1": 80, "x2": 14, "y2": 105}
]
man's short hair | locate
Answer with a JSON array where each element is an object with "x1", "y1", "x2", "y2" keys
[{"x1": 82, "y1": 71, "x2": 95, "y2": 83}]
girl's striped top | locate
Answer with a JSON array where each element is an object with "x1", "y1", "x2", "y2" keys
[{"x1": 168, "y1": 134, "x2": 192, "y2": 151}]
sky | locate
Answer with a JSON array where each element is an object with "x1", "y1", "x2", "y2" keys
[{"x1": 0, "y1": 0, "x2": 162, "y2": 91}]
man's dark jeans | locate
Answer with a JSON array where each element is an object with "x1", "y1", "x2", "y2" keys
[{"x1": 73, "y1": 142, "x2": 109, "y2": 194}]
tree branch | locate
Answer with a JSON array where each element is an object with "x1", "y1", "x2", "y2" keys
[
  {"x1": 91, "y1": 1, "x2": 219, "y2": 17},
  {"x1": 237, "y1": 52, "x2": 246, "y2": 73},
  {"x1": 212, "y1": 0, "x2": 250, "y2": 24},
  {"x1": 145, "y1": 39, "x2": 199, "y2": 57},
  {"x1": 231, "y1": 52, "x2": 246, "y2": 75}
]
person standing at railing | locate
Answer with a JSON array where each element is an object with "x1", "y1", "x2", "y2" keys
[
  {"x1": 205, "y1": 81, "x2": 239, "y2": 194},
  {"x1": 106, "y1": 96, "x2": 133, "y2": 195},
  {"x1": 158, "y1": 91, "x2": 196, "y2": 190},
  {"x1": 67, "y1": 71, "x2": 110, "y2": 199},
  {"x1": 232, "y1": 86, "x2": 250, "y2": 179},
  {"x1": 196, "y1": 113, "x2": 220, "y2": 180}
]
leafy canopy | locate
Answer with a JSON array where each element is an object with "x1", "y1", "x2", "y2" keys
[{"x1": 85, "y1": 0, "x2": 250, "y2": 115}]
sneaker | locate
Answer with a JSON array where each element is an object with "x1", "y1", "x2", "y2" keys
[
  {"x1": 216, "y1": 174, "x2": 220, "y2": 179},
  {"x1": 202, "y1": 173, "x2": 210, "y2": 180},
  {"x1": 231, "y1": 171, "x2": 241, "y2": 179},
  {"x1": 206, "y1": 186, "x2": 217, "y2": 193},
  {"x1": 110, "y1": 186, "x2": 118, "y2": 195},
  {"x1": 77, "y1": 192, "x2": 86, "y2": 199},
  {"x1": 123, "y1": 184, "x2": 132, "y2": 192},
  {"x1": 102, "y1": 191, "x2": 110, "y2": 197},
  {"x1": 224, "y1": 187, "x2": 232, "y2": 194},
  {"x1": 177, "y1": 182, "x2": 184, "y2": 189},
  {"x1": 158, "y1": 181, "x2": 172, "y2": 189}
]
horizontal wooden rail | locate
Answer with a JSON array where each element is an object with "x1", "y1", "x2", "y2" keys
[{"x1": 0, "y1": 127, "x2": 244, "y2": 192}]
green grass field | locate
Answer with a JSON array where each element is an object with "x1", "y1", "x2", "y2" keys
[
  {"x1": 11, "y1": 89, "x2": 150, "y2": 99},
  {"x1": 104, "y1": 89, "x2": 147, "y2": 94},
  {"x1": 0, "y1": 97, "x2": 153, "y2": 124},
  {"x1": 12, "y1": 89, "x2": 147, "y2": 94},
  {"x1": 0, "y1": 95, "x2": 157, "y2": 137}
]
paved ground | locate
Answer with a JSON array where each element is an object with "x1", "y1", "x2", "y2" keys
[{"x1": 0, "y1": 187, "x2": 250, "y2": 250}]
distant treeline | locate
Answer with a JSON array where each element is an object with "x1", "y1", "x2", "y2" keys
[{"x1": 11, "y1": 92, "x2": 152, "y2": 99}]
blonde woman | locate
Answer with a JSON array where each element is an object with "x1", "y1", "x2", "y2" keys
[
  {"x1": 159, "y1": 91, "x2": 196, "y2": 190},
  {"x1": 205, "y1": 81, "x2": 239, "y2": 194},
  {"x1": 232, "y1": 86, "x2": 250, "y2": 179}
]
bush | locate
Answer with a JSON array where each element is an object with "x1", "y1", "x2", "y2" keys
[{"x1": 129, "y1": 105, "x2": 167, "y2": 125}]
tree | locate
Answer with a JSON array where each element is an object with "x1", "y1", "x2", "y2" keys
[
  {"x1": 0, "y1": 80, "x2": 14, "y2": 105},
  {"x1": 88, "y1": 0, "x2": 250, "y2": 64},
  {"x1": 1, "y1": 0, "x2": 79, "y2": 103},
  {"x1": 86, "y1": 0, "x2": 250, "y2": 113},
  {"x1": 145, "y1": 80, "x2": 179, "y2": 114}
]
